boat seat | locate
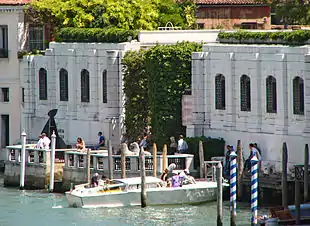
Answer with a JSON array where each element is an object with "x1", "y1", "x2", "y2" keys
[{"x1": 269, "y1": 206, "x2": 284, "y2": 218}]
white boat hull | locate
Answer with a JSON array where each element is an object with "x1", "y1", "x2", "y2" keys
[{"x1": 66, "y1": 181, "x2": 219, "y2": 208}]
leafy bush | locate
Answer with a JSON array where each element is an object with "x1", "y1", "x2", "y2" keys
[
  {"x1": 217, "y1": 30, "x2": 310, "y2": 44},
  {"x1": 185, "y1": 136, "x2": 225, "y2": 169},
  {"x1": 122, "y1": 42, "x2": 202, "y2": 147},
  {"x1": 54, "y1": 27, "x2": 138, "y2": 43}
]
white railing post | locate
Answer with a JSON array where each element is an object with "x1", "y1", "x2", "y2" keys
[
  {"x1": 20, "y1": 130, "x2": 27, "y2": 190},
  {"x1": 49, "y1": 131, "x2": 56, "y2": 192}
]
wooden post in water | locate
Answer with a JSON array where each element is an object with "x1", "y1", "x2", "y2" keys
[
  {"x1": 140, "y1": 147, "x2": 147, "y2": 207},
  {"x1": 20, "y1": 130, "x2": 27, "y2": 190},
  {"x1": 236, "y1": 140, "x2": 243, "y2": 201},
  {"x1": 86, "y1": 148, "x2": 91, "y2": 185},
  {"x1": 153, "y1": 143, "x2": 157, "y2": 177},
  {"x1": 295, "y1": 179, "x2": 301, "y2": 225},
  {"x1": 282, "y1": 142, "x2": 288, "y2": 209},
  {"x1": 162, "y1": 144, "x2": 168, "y2": 172},
  {"x1": 304, "y1": 144, "x2": 309, "y2": 203},
  {"x1": 49, "y1": 131, "x2": 56, "y2": 192},
  {"x1": 199, "y1": 141, "x2": 204, "y2": 178},
  {"x1": 216, "y1": 162, "x2": 223, "y2": 226},
  {"x1": 108, "y1": 140, "x2": 113, "y2": 179},
  {"x1": 121, "y1": 145, "x2": 126, "y2": 179}
]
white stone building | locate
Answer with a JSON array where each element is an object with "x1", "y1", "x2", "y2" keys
[
  {"x1": 20, "y1": 30, "x2": 220, "y2": 149},
  {"x1": 186, "y1": 43, "x2": 310, "y2": 172},
  {"x1": 22, "y1": 42, "x2": 141, "y2": 148}
]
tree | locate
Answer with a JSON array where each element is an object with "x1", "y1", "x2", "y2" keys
[{"x1": 29, "y1": 0, "x2": 197, "y2": 30}]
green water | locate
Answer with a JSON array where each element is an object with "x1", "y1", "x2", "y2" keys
[{"x1": 0, "y1": 173, "x2": 264, "y2": 226}]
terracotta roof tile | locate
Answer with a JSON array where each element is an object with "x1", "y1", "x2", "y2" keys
[
  {"x1": 196, "y1": 0, "x2": 266, "y2": 5},
  {"x1": 0, "y1": 0, "x2": 30, "y2": 5}
]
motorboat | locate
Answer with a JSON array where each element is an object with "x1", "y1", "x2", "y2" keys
[{"x1": 65, "y1": 176, "x2": 224, "y2": 208}]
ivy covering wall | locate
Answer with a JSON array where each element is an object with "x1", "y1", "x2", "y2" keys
[{"x1": 123, "y1": 42, "x2": 202, "y2": 147}]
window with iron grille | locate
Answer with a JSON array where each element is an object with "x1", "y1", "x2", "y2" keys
[
  {"x1": 240, "y1": 74, "x2": 251, "y2": 111},
  {"x1": 81, "y1": 69, "x2": 90, "y2": 102},
  {"x1": 0, "y1": 25, "x2": 8, "y2": 58},
  {"x1": 28, "y1": 25, "x2": 44, "y2": 51},
  {"x1": 59, "y1": 68, "x2": 68, "y2": 101},
  {"x1": 266, "y1": 76, "x2": 277, "y2": 113},
  {"x1": 39, "y1": 68, "x2": 47, "y2": 100},
  {"x1": 215, "y1": 74, "x2": 225, "y2": 110},
  {"x1": 102, "y1": 70, "x2": 107, "y2": 103},
  {"x1": 293, "y1": 76, "x2": 304, "y2": 115}
]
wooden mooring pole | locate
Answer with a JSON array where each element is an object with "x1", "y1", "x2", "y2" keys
[
  {"x1": 121, "y1": 145, "x2": 126, "y2": 179},
  {"x1": 86, "y1": 148, "x2": 91, "y2": 185},
  {"x1": 140, "y1": 147, "x2": 147, "y2": 207},
  {"x1": 282, "y1": 142, "x2": 288, "y2": 209},
  {"x1": 304, "y1": 144, "x2": 309, "y2": 203},
  {"x1": 216, "y1": 162, "x2": 223, "y2": 226},
  {"x1": 162, "y1": 145, "x2": 168, "y2": 172},
  {"x1": 108, "y1": 140, "x2": 113, "y2": 179},
  {"x1": 153, "y1": 143, "x2": 157, "y2": 177},
  {"x1": 199, "y1": 141, "x2": 204, "y2": 178},
  {"x1": 236, "y1": 140, "x2": 243, "y2": 201}
]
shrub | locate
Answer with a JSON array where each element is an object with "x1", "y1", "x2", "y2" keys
[
  {"x1": 54, "y1": 27, "x2": 139, "y2": 43},
  {"x1": 185, "y1": 136, "x2": 225, "y2": 169},
  {"x1": 217, "y1": 30, "x2": 310, "y2": 45}
]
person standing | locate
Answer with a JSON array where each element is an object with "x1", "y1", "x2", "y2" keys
[
  {"x1": 36, "y1": 133, "x2": 50, "y2": 149},
  {"x1": 224, "y1": 145, "x2": 233, "y2": 177},
  {"x1": 177, "y1": 135, "x2": 188, "y2": 154},
  {"x1": 139, "y1": 133, "x2": 149, "y2": 151},
  {"x1": 169, "y1": 136, "x2": 177, "y2": 155},
  {"x1": 96, "y1": 132, "x2": 105, "y2": 149}
]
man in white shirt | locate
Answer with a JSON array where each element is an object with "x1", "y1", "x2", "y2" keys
[
  {"x1": 36, "y1": 133, "x2": 51, "y2": 149},
  {"x1": 177, "y1": 135, "x2": 188, "y2": 154}
]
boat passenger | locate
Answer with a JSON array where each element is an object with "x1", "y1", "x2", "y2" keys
[
  {"x1": 76, "y1": 137, "x2": 86, "y2": 152},
  {"x1": 98, "y1": 175, "x2": 106, "y2": 186},
  {"x1": 171, "y1": 171, "x2": 181, "y2": 188},
  {"x1": 160, "y1": 163, "x2": 176, "y2": 181},
  {"x1": 91, "y1": 173, "x2": 99, "y2": 187},
  {"x1": 183, "y1": 169, "x2": 196, "y2": 184}
]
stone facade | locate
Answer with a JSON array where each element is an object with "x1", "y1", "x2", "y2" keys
[
  {"x1": 187, "y1": 44, "x2": 310, "y2": 173},
  {"x1": 22, "y1": 42, "x2": 141, "y2": 149}
]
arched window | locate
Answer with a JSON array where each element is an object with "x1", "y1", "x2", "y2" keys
[
  {"x1": 266, "y1": 76, "x2": 277, "y2": 113},
  {"x1": 39, "y1": 68, "x2": 47, "y2": 100},
  {"x1": 215, "y1": 74, "x2": 225, "y2": 110},
  {"x1": 59, "y1": 68, "x2": 68, "y2": 101},
  {"x1": 81, "y1": 69, "x2": 90, "y2": 102},
  {"x1": 102, "y1": 70, "x2": 107, "y2": 103},
  {"x1": 240, "y1": 74, "x2": 251, "y2": 111},
  {"x1": 293, "y1": 76, "x2": 304, "y2": 115}
]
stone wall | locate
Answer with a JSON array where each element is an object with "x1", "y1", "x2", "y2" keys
[
  {"x1": 22, "y1": 42, "x2": 141, "y2": 149},
  {"x1": 187, "y1": 44, "x2": 310, "y2": 173}
]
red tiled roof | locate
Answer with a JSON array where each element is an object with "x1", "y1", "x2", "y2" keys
[
  {"x1": 196, "y1": 0, "x2": 266, "y2": 5},
  {"x1": 0, "y1": 0, "x2": 30, "y2": 5}
]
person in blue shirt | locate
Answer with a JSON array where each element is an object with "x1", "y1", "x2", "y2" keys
[
  {"x1": 96, "y1": 132, "x2": 105, "y2": 150},
  {"x1": 139, "y1": 133, "x2": 149, "y2": 151}
]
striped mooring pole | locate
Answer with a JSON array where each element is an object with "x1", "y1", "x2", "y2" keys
[
  {"x1": 251, "y1": 155, "x2": 259, "y2": 226},
  {"x1": 230, "y1": 149, "x2": 237, "y2": 225}
]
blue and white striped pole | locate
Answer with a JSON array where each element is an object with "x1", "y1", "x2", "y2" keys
[
  {"x1": 230, "y1": 149, "x2": 237, "y2": 225},
  {"x1": 251, "y1": 155, "x2": 259, "y2": 226}
]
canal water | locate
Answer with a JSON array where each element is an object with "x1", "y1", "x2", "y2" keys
[{"x1": 0, "y1": 173, "x2": 266, "y2": 226}]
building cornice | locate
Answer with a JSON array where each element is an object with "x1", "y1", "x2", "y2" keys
[{"x1": 0, "y1": 5, "x2": 24, "y2": 12}]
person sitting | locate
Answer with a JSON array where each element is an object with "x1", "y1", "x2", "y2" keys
[
  {"x1": 183, "y1": 169, "x2": 196, "y2": 184},
  {"x1": 98, "y1": 175, "x2": 106, "y2": 186},
  {"x1": 91, "y1": 173, "x2": 99, "y2": 187},
  {"x1": 160, "y1": 163, "x2": 176, "y2": 181},
  {"x1": 76, "y1": 137, "x2": 86, "y2": 152},
  {"x1": 171, "y1": 171, "x2": 181, "y2": 188}
]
